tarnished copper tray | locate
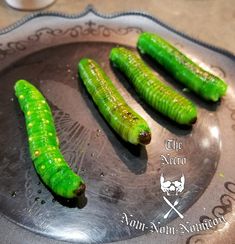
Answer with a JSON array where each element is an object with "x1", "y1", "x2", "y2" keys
[{"x1": 0, "y1": 6, "x2": 234, "y2": 244}]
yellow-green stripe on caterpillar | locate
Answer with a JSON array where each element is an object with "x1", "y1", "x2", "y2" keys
[{"x1": 78, "y1": 58, "x2": 151, "y2": 145}]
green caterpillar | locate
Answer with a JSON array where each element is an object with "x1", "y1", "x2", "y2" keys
[
  {"x1": 78, "y1": 58, "x2": 151, "y2": 145},
  {"x1": 137, "y1": 32, "x2": 228, "y2": 102},
  {"x1": 110, "y1": 47, "x2": 197, "y2": 125},
  {"x1": 15, "y1": 79, "x2": 85, "y2": 199}
]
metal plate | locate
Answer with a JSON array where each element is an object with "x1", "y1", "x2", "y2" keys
[{"x1": 0, "y1": 9, "x2": 235, "y2": 244}]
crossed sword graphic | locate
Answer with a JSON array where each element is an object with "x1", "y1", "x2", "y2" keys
[{"x1": 163, "y1": 196, "x2": 184, "y2": 219}]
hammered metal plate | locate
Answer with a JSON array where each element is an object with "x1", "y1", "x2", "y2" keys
[{"x1": 0, "y1": 9, "x2": 235, "y2": 244}]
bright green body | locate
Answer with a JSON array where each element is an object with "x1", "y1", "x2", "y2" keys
[
  {"x1": 137, "y1": 32, "x2": 228, "y2": 102},
  {"x1": 78, "y1": 58, "x2": 151, "y2": 145},
  {"x1": 15, "y1": 79, "x2": 85, "y2": 199},
  {"x1": 110, "y1": 47, "x2": 197, "y2": 125}
]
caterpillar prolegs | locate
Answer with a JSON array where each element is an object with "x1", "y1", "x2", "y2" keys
[{"x1": 15, "y1": 79, "x2": 85, "y2": 199}]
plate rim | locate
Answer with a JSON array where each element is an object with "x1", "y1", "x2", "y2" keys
[
  {"x1": 0, "y1": 4, "x2": 234, "y2": 61},
  {"x1": 0, "y1": 5, "x2": 234, "y2": 244}
]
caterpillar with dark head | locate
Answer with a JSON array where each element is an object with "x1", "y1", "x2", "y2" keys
[
  {"x1": 78, "y1": 58, "x2": 151, "y2": 145},
  {"x1": 15, "y1": 79, "x2": 85, "y2": 199},
  {"x1": 137, "y1": 32, "x2": 228, "y2": 102},
  {"x1": 109, "y1": 47, "x2": 197, "y2": 125}
]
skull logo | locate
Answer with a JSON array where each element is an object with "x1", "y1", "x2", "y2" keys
[{"x1": 160, "y1": 173, "x2": 185, "y2": 196}]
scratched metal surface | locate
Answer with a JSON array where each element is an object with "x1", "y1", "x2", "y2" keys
[{"x1": 0, "y1": 11, "x2": 235, "y2": 244}]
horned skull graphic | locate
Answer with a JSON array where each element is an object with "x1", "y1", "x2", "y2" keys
[{"x1": 160, "y1": 173, "x2": 185, "y2": 196}]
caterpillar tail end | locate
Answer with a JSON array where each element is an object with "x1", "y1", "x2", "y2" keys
[
  {"x1": 190, "y1": 116, "x2": 197, "y2": 125},
  {"x1": 75, "y1": 183, "x2": 86, "y2": 197},
  {"x1": 139, "y1": 131, "x2": 151, "y2": 145}
]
